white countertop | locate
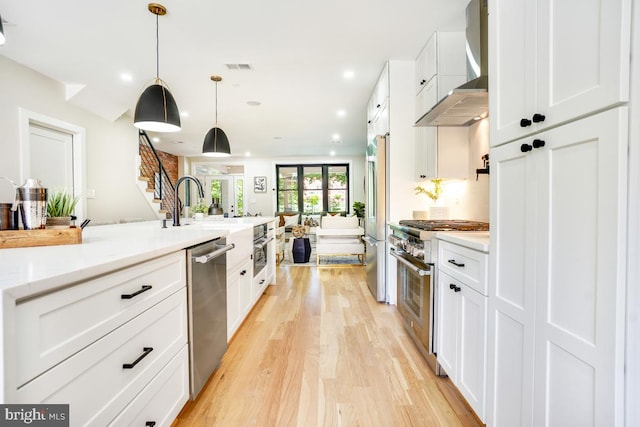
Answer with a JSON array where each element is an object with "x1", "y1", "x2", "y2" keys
[
  {"x1": 0, "y1": 216, "x2": 276, "y2": 300},
  {"x1": 434, "y1": 231, "x2": 490, "y2": 252}
]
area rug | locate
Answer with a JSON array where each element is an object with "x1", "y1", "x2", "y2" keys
[{"x1": 279, "y1": 245, "x2": 364, "y2": 267}]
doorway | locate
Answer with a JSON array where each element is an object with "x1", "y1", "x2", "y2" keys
[
  {"x1": 19, "y1": 109, "x2": 86, "y2": 220},
  {"x1": 192, "y1": 163, "x2": 245, "y2": 218}
]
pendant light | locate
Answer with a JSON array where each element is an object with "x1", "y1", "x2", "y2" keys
[
  {"x1": 202, "y1": 75, "x2": 231, "y2": 157},
  {"x1": 134, "y1": 3, "x2": 181, "y2": 133},
  {"x1": 0, "y1": 13, "x2": 6, "y2": 45}
]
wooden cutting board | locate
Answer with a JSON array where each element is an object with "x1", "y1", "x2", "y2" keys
[{"x1": 0, "y1": 228, "x2": 82, "y2": 249}]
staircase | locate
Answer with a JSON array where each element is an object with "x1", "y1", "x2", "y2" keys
[{"x1": 136, "y1": 130, "x2": 180, "y2": 219}]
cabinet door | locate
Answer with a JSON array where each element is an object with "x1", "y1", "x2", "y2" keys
[
  {"x1": 458, "y1": 285, "x2": 487, "y2": 422},
  {"x1": 532, "y1": 108, "x2": 627, "y2": 426},
  {"x1": 438, "y1": 271, "x2": 459, "y2": 381},
  {"x1": 488, "y1": 0, "x2": 537, "y2": 146},
  {"x1": 415, "y1": 127, "x2": 435, "y2": 181},
  {"x1": 536, "y1": 0, "x2": 630, "y2": 134},
  {"x1": 487, "y1": 138, "x2": 537, "y2": 427}
]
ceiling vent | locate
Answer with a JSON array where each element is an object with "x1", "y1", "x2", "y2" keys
[{"x1": 225, "y1": 63, "x2": 253, "y2": 70}]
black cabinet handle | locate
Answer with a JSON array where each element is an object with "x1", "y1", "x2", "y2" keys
[
  {"x1": 532, "y1": 139, "x2": 546, "y2": 149},
  {"x1": 532, "y1": 113, "x2": 546, "y2": 123},
  {"x1": 420, "y1": 79, "x2": 426, "y2": 85},
  {"x1": 376, "y1": 104, "x2": 381, "y2": 108},
  {"x1": 123, "y1": 347, "x2": 153, "y2": 369},
  {"x1": 448, "y1": 259, "x2": 465, "y2": 267},
  {"x1": 146, "y1": 423, "x2": 156, "y2": 427},
  {"x1": 121, "y1": 285, "x2": 152, "y2": 300},
  {"x1": 260, "y1": 279, "x2": 265, "y2": 284},
  {"x1": 520, "y1": 118, "x2": 532, "y2": 127},
  {"x1": 367, "y1": 120, "x2": 371, "y2": 124},
  {"x1": 521, "y1": 143, "x2": 533, "y2": 153},
  {"x1": 419, "y1": 174, "x2": 426, "y2": 179},
  {"x1": 240, "y1": 270, "x2": 247, "y2": 276},
  {"x1": 453, "y1": 286, "x2": 461, "y2": 292},
  {"x1": 449, "y1": 283, "x2": 456, "y2": 290}
]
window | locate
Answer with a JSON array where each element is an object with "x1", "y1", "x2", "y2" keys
[{"x1": 277, "y1": 164, "x2": 349, "y2": 215}]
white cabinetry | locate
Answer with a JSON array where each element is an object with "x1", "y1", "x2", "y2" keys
[
  {"x1": 266, "y1": 219, "x2": 277, "y2": 284},
  {"x1": 414, "y1": 32, "x2": 466, "y2": 120},
  {"x1": 414, "y1": 32, "x2": 468, "y2": 180},
  {"x1": 488, "y1": 108, "x2": 628, "y2": 426},
  {"x1": 8, "y1": 252, "x2": 188, "y2": 426},
  {"x1": 367, "y1": 63, "x2": 390, "y2": 140},
  {"x1": 489, "y1": 0, "x2": 631, "y2": 147},
  {"x1": 225, "y1": 227, "x2": 253, "y2": 341},
  {"x1": 437, "y1": 240, "x2": 488, "y2": 421}
]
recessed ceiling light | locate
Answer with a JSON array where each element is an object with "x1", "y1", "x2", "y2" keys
[
  {"x1": 343, "y1": 70, "x2": 354, "y2": 79},
  {"x1": 180, "y1": 111, "x2": 189, "y2": 117},
  {"x1": 336, "y1": 110, "x2": 346, "y2": 117},
  {"x1": 247, "y1": 101, "x2": 261, "y2": 106},
  {"x1": 245, "y1": 152, "x2": 251, "y2": 157},
  {"x1": 120, "y1": 73, "x2": 133, "y2": 82},
  {"x1": 330, "y1": 139, "x2": 343, "y2": 144},
  {"x1": 332, "y1": 133, "x2": 340, "y2": 141},
  {"x1": 330, "y1": 150, "x2": 336, "y2": 156},
  {"x1": 274, "y1": 136, "x2": 282, "y2": 140},
  {"x1": 152, "y1": 137, "x2": 160, "y2": 143}
]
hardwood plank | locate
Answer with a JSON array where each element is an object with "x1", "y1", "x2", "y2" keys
[{"x1": 174, "y1": 265, "x2": 483, "y2": 427}]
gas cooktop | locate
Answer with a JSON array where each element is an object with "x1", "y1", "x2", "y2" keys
[{"x1": 398, "y1": 219, "x2": 490, "y2": 231}]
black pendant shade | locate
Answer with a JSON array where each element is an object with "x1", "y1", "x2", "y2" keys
[
  {"x1": 133, "y1": 3, "x2": 181, "y2": 133},
  {"x1": 202, "y1": 75, "x2": 231, "y2": 157},
  {"x1": 202, "y1": 127, "x2": 231, "y2": 157},
  {"x1": 0, "y1": 13, "x2": 5, "y2": 45},
  {"x1": 134, "y1": 82, "x2": 181, "y2": 132}
]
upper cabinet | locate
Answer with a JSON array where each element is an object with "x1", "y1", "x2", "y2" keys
[
  {"x1": 367, "y1": 63, "x2": 390, "y2": 139},
  {"x1": 414, "y1": 32, "x2": 466, "y2": 122},
  {"x1": 489, "y1": 0, "x2": 631, "y2": 147}
]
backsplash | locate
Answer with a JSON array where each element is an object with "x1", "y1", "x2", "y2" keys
[{"x1": 413, "y1": 119, "x2": 490, "y2": 221}]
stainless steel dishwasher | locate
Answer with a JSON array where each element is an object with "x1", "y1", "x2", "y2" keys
[{"x1": 186, "y1": 237, "x2": 235, "y2": 399}]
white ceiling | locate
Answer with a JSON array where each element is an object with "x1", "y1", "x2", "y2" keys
[{"x1": 0, "y1": 0, "x2": 468, "y2": 158}]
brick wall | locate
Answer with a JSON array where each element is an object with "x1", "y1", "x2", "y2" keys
[{"x1": 139, "y1": 144, "x2": 179, "y2": 188}]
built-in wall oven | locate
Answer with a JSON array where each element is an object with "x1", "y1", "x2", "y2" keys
[
  {"x1": 389, "y1": 220, "x2": 489, "y2": 376},
  {"x1": 253, "y1": 223, "x2": 273, "y2": 278}
]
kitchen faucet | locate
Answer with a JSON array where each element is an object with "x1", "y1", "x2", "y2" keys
[{"x1": 173, "y1": 175, "x2": 205, "y2": 226}]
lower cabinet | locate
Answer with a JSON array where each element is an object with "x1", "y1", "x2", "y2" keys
[
  {"x1": 437, "y1": 239, "x2": 489, "y2": 422},
  {"x1": 252, "y1": 267, "x2": 268, "y2": 302},
  {"x1": 8, "y1": 252, "x2": 189, "y2": 427},
  {"x1": 227, "y1": 260, "x2": 252, "y2": 341},
  {"x1": 438, "y1": 271, "x2": 487, "y2": 421}
]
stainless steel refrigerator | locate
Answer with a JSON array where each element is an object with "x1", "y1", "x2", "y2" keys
[{"x1": 363, "y1": 134, "x2": 387, "y2": 302}]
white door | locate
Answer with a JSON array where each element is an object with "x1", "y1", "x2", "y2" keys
[
  {"x1": 29, "y1": 124, "x2": 74, "y2": 192},
  {"x1": 532, "y1": 108, "x2": 627, "y2": 426},
  {"x1": 204, "y1": 175, "x2": 244, "y2": 217}
]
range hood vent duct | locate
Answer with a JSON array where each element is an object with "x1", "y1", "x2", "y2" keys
[{"x1": 415, "y1": 0, "x2": 488, "y2": 127}]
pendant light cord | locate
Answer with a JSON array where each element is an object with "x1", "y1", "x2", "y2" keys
[
  {"x1": 155, "y1": 13, "x2": 160, "y2": 80},
  {"x1": 215, "y1": 80, "x2": 218, "y2": 126}
]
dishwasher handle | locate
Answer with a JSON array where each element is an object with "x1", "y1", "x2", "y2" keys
[
  {"x1": 193, "y1": 243, "x2": 235, "y2": 264},
  {"x1": 390, "y1": 249, "x2": 431, "y2": 276}
]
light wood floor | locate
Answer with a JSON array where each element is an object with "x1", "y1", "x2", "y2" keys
[{"x1": 174, "y1": 265, "x2": 483, "y2": 427}]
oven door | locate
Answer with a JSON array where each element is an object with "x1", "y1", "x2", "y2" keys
[
  {"x1": 253, "y1": 236, "x2": 273, "y2": 277},
  {"x1": 390, "y1": 248, "x2": 442, "y2": 374}
]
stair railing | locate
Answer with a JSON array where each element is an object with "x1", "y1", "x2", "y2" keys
[{"x1": 138, "y1": 130, "x2": 181, "y2": 218}]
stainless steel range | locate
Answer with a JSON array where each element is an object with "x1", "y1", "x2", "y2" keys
[{"x1": 388, "y1": 219, "x2": 489, "y2": 375}]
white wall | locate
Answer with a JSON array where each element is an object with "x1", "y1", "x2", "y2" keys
[
  {"x1": 186, "y1": 155, "x2": 365, "y2": 218},
  {"x1": 412, "y1": 118, "x2": 490, "y2": 221},
  {"x1": 0, "y1": 55, "x2": 157, "y2": 223}
]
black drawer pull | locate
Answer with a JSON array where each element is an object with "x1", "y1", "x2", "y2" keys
[
  {"x1": 448, "y1": 259, "x2": 465, "y2": 267},
  {"x1": 240, "y1": 270, "x2": 247, "y2": 276},
  {"x1": 121, "y1": 285, "x2": 152, "y2": 300},
  {"x1": 449, "y1": 283, "x2": 461, "y2": 292},
  {"x1": 532, "y1": 113, "x2": 546, "y2": 123},
  {"x1": 520, "y1": 118, "x2": 532, "y2": 127},
  {"x1": 123, "y1": 347, "x2": 153, "y2": 369},
  {"x1": 146, "y1": 423, "x2": 156, "y2": 427}
]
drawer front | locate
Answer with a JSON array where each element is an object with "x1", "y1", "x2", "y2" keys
[
  {"x1": 109, "y1": 345, "x2": 189, "y2": 427},
  {"x1": 15, "y1": 252, "x2": 186, "y2": 387},
  {"x1": 438, "y1": 241, "x2": 488, "y2": 295},
  {"x1": 15, "y1": 290, "x2": 188, "y2": 426}
]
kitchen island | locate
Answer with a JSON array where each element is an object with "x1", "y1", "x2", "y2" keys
[{"x1": 0, "y1": 217, "x2": 275, "y2": 425}]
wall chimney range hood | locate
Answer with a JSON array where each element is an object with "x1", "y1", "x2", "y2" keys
[{"x1": 415, "y1": 0, "x2": 488, "y2": 127}]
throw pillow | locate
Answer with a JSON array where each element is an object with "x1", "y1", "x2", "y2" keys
[{"x1": 284, "y1": 214, "x2": 299, "y2": 228}]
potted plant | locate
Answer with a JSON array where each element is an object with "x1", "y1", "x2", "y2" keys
[
  {"x1": 353, "y1": 201, "x2": 365, "y2": 218},
  {"x1": 46, "y1": 189, "x2": 79, "y2": 228},
  {"x1": 191, "y1": 199, "x2": 209, "y2": 220}
]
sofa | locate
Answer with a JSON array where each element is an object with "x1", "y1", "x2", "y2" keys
[{"x1": 315, "y1": 215, "x2": 365, "y2": 265}]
